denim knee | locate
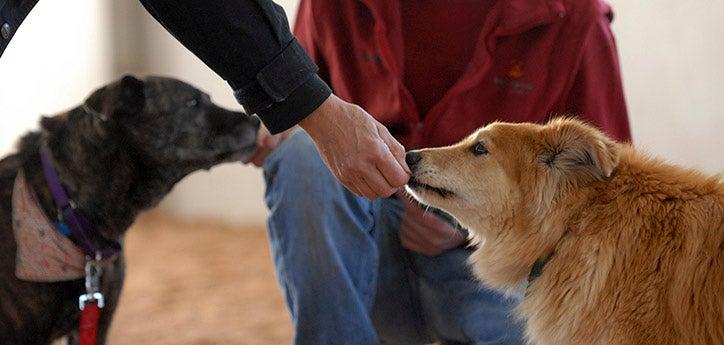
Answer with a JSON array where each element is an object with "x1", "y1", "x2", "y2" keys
[
  {"x1": 261, "y1": 128, "x2": 378, "y2": 263},
  {"x1": 263, "y1": 130, "x2": 331, "y2": 196},
  {"x1": 261, "y1": 131, "x2": 381, "y2": 344},
  {"x1": 263, "y1": 131, "x2": 372, "y2": 219}
]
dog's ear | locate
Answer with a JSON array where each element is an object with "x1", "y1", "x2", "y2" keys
[
  {"x1": 84, "y1": 86, "x2": 108, "y2": 118},
  {"x1": 83, "y1": 75, "x2": 144, "y2": 121},
  {"x1": 541, "y1": 118, "x2": 620, "y2": 181},
  {"x1": 40, "y1": 115, "x2": 64, "y2": 132},
  {"x1": 111, "y1": 75, "x2": 145, "y2": 118}
]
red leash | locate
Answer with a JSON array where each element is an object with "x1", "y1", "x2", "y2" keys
[
  {"x1": 79, "y1": 302, "x2": 102, "y2": 345},
  {"x1": 78, "y1": 258, "x2": 105, "y2": 345}
]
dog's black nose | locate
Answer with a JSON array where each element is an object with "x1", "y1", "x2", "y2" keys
[
  {"x1": 405, "y1": 151, "x2": 422, "y2": 170},
  {"x1": 249, "y1": 115, "x2": 261, "y2": 128}
]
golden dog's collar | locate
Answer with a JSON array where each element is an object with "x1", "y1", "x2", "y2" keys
[{"x1": 527, "y1": 252, "x2": 554, "y2": 286}]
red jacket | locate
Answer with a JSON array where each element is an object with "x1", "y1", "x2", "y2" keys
[{"x1": 294, "y1": 0, "x2": 631, "y2": 149}]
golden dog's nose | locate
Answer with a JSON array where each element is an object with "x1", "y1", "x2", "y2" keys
[{"x1": 405, "y1": 151, "x2": 422, "y2": 170}]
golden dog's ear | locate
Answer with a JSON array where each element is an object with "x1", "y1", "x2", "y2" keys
[{"x1": 541, "y1": 118, "x2": 620, "y2": 181}]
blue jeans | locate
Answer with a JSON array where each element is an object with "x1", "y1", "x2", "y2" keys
[{"x1": 263, "y1": 131, "x2": 524, "y2": 345}]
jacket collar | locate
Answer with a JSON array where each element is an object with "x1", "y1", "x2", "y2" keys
[
  {"x1": 496, "y1": 0, "x2": 567, "y2": 36},
  {"x1": 357, "y1": 0, "x2": 567, "y2": 80},
  {"x1": 359, "y1": 0, "x2": 566, "y2": 38}
]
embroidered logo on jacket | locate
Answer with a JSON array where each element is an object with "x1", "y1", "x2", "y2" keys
[{"x1": 494, "y1": 62, "x2": 533, "y2": 94}]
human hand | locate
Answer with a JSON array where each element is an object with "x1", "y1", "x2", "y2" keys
[
  {"x1": 243, "y1": 124, "x2": 295, "y2": 167},
  {"x1": 299, "y1": 94, "x2": 410, "y2": 199},
  {"x1": 399, "y1": 194, "x2": 467, "y2": 256}
]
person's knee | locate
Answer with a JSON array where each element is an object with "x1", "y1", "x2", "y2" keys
[
  {"x1": 263, "y1": 131, "x2": 335, "y2": 194},
  {"x1": 263, "y1": 130, "x2": 368, "y2": 218},
  {"x1": 262, "y1": 130, "x2": 378, "y2": 250},
  {"x1": 264, "y1": 130, "x2": 320, "y2": 176}
]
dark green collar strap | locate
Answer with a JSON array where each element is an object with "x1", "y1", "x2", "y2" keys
[{"x1": 527, "y1": 252, "x2": 554, "y2": 285}]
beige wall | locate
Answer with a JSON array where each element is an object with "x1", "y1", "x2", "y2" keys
[
  {"x1": 0, "y1": 1, "x2": 113, "y2": 155},
  {"x1": 607, "y1": 0, "x2": 724, "y2": 174},
  {"x1": 1, "y1": 1, "x2": 721, "y2": 228}
]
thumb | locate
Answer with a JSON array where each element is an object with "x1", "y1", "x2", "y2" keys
[
  {"x1": 377, "y1": 123, "x2": 411, "y2": 175},
  {"x1": 256, "y1": 125, "x2": 272, "y2": 147}
]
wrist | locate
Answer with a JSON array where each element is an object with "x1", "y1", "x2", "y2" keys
[{"x1": 299, "y1": 94, "x2": 337, "y2": 136}]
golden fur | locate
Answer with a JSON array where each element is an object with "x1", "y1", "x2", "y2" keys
[{"x1": 405, "y1": 118, "x2": 723, "y2": 345}]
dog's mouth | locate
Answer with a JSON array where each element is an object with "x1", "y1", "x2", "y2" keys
[
  {"x1": 407, "y1": 177, "x2": 455, "y2": 198},
  {"x1": 214, "y1": 144, "x2": 256, "y2": 162}
]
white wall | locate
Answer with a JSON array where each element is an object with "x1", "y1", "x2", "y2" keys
[
  {"x1": 607, "y1": 0, "x2": 724, "y2": 174},
  {"x1": 0, "y1": 1, "x2": 113, "y2": 155}
]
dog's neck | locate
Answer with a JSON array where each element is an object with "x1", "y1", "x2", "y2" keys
[
  {"x1": 18, "y1": 107, "x2": 187, "y2": 241},
  {"x1": 465, "y1": 189, "x2": 590, "y2": 292}
]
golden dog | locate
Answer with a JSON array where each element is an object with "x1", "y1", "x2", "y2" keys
[{"x1": 404, "y1": 118, "x2": 723, "y2": 345}]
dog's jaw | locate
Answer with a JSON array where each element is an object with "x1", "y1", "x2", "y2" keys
[
  {"x1": 406, "y1": 177, "x2": 455, "y2": 198},
  {"x1": 214, "y1": 145, "x2": 256, "y2": 165},
  {"x1": 404, "y1": 173, "x2": 459, "y2": 214},
  {"x1": 407, "y1": 174, "x2": 537, "y2": 293}
]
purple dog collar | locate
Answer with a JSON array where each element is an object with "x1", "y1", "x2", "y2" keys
[{"x1": 40, "y1": 143, "x2": 121, "y2": 258}]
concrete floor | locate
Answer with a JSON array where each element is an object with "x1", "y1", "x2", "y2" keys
[{"x1": 107, "y1": 214, "x2": 292, "y2": 344}]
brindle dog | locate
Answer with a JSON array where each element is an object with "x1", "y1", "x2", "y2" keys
[{"x1": 0, "y1": 75, "x2": 259, "y2": 344}]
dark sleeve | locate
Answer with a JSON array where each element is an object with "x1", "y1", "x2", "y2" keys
[{"x1": 138, "y1": 0, "x2": 332, "y2": 134}]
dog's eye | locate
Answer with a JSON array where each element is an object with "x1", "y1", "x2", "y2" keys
[
  {"x1": 471, "y1": 142, "x2": 488, "y2": 156},
  {"x1": 185, "y1": 99, "x2": 199, "y2": 108}
]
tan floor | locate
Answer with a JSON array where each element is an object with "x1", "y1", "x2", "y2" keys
[{"x1": 106, "y1": 214, "x2": 293, "y2": 345}]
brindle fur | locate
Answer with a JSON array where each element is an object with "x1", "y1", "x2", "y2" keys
[{"x1": 0, "y1": 75, "x2": 259, "y2": 344}]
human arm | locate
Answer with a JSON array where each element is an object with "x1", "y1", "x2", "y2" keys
[
  {"x1": 138, "y1": 0, "x2": 329, "y2": 132},
  {"x1": 139, "y1": 0, "x2": 410, "y2": 198}
]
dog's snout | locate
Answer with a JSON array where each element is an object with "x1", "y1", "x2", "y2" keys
[
  {"x1": 405, "y1": 151, "x2": 422, "y2": 170},
  {"x1": 208, "y1": 110, "x2": 241, "y2": 131}
]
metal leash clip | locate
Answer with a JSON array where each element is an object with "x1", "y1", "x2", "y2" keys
[{"x1": 78, "y1": 253, "x2": 104, "y2": 310}]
